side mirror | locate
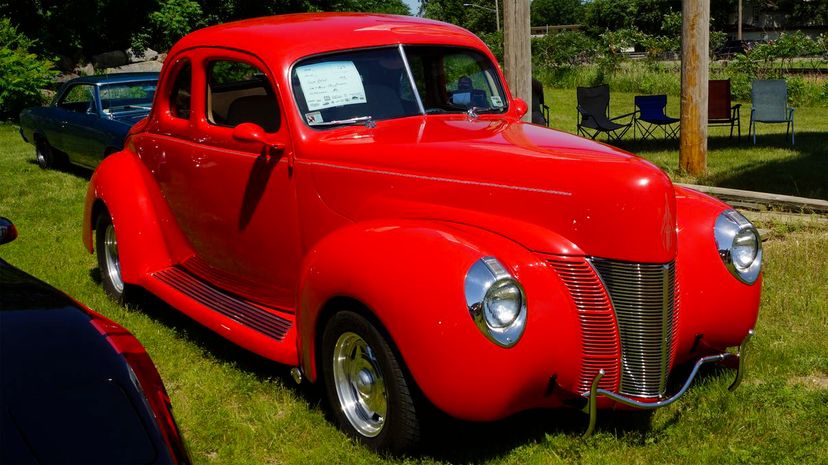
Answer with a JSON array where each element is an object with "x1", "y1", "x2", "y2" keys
[
  {"x1": 232, "y1": 122, "x2": 268, "y2": 144},
  {"x1": 0, "y1": 217, "x2": 18, "y2": 245},
  {"x1": 512, "y1": 98, "x2": 529, "y2": 118},
  {"x1": 232, "y1": 123, "x2": 284, "y2": 153}
]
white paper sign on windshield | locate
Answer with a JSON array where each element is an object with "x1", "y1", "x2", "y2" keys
[{"x1": 295, "y1": 61, "x2": 367, "y2": 111}]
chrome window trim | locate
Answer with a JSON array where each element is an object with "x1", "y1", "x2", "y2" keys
[{"x1": 398, "y1": 44, "x2": 425, "y2": 115}]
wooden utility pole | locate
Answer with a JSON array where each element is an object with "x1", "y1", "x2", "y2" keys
[
  {"x1": 679, "y1": 0, "x2": 710, "y2": 175},
  {"x1": 503, "y1": 0, "x2": 531, "y2": 122}
]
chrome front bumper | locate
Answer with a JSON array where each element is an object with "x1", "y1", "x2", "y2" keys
[{"x1": 582, "y1": 329, "x2": 755, "y2": 436}]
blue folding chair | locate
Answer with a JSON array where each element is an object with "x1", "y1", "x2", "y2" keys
[
  {"x1": 633, "y1": 95, "x2": 680, "y2": 141},
  {"x1": 750, "y1": 80, "x2": 795, "y2": 145}
]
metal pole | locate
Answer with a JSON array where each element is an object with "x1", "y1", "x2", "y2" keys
[
  {"x1": 738, "y1": 0, "x2": 743, "y2": 41},
  {"x1": 495, "y1": 0, "x2": 500, "y2": 32},
  {"x1": 679, "y1": 0, "x2": 710, "y2": 175}
]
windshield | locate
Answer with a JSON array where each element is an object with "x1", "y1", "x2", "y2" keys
[
  {"x1": 291, "y1": 46, "x2": 507, "y2": 128},
  {"x1": 99, "y1": 81, "x2": 157, "y2": 114}
]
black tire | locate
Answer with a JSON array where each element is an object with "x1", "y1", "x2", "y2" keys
[
  {"x1": 321, "y1": 311, "x2": 421, "y2": 453},
  {"x1": 95, "y1": 212, "x2": 131, "y2": 304},
  {"x1": 35, "y1": 137, "x2": 54, "y2": 169}
]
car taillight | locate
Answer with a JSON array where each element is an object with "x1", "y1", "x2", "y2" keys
[{"x1": 89, "y1": 315, "x2": 190, "y2": 465}]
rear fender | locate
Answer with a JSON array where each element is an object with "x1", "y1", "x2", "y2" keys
[
  {"x1": 297, "y1": 220, "x2": 582, "y2": 420},
  {"x1": 83, "y1": 151, "x2": 191, "y2": 285}
]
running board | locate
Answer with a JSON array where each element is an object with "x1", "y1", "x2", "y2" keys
[{"x1": 152, "y1": 266, "x2": 292, "y2": 341}]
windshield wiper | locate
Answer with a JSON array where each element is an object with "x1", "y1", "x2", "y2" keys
[{"x1": 311, "y1": 115, "x2": 375, "y2": 128}]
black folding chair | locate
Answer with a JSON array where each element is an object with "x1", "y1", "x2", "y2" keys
[
  {"x1": 633, "y1": 95, "x2": 680, "y2": 141},
  {"x1": 532, "y1": 78, "x2": 551, "y2": 126},
  {"x1": 576, "y1": 85, "x2": 633, "y2": 142}
]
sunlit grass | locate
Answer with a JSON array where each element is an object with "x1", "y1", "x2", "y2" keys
[{"x1": 0, "y1": 117, "x2": 826, "y2": 464}]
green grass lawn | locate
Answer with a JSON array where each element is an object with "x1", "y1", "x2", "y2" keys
[
  {"x1": 1, "y1": 117, "x2": 826, "y2": 464},
  {"x1": 545, "y1": 88, "x2": 828, "y2": 200}
]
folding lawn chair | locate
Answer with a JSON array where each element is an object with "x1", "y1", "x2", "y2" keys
[
  {"x1": 750, "y1": 79, "x2": 795, "y2": 145},
  {"x1": 532, "y1": 78, "x2": 550, "y2": 126},
  {"x1": 633, "y1": 95, "x2": 679, "y2": 141},
  {"x1": 708, "y1": 80, "x2": 741, "y2": 141},
  {"x1": 576, "y1": 85, "x2": 633, "y2": 142}
]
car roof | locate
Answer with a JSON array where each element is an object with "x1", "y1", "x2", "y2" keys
[
  {"x1": 68, "y1": 72, "x2": 160, "y2": 86},
  {"x1": 169, "y1": 13, "x2": 486, "y2": 67}
]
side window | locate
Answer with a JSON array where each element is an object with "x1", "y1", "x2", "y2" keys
[
  {"x1": 58, "y1": 84, "x2": 96, "y2": 113},
  {"x1": 170, "y1": 62, "x2": 192, "y2": 119},
  {"x1": 207, "y1": 60, "x2": 280, "y2": 133}
]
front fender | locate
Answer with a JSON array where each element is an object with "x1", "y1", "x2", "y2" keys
[
  {"x1": 297, "y1": 220, "x2": 582, "y2": 421},
  {"x1": 83, "y1": 150, "x2": 190, "y2": 285},
  {"x1": 673, "y1": 186, "x2": 761, "y2": 362}
]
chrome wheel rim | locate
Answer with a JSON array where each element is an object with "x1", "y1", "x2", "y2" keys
[
  {"x1": 332, "y1": 331, "x2": 387, "y2": 438},
  {"x1": 36, "y1": 145, "x2": 47, "y2": 168},
  {"x1": 103, "y1": 223, "x2": 124, "y2": 294}
]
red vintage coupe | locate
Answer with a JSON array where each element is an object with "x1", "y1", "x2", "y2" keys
[{"x1": 83, "y1": 13, "x2": 761, "y2": 451}]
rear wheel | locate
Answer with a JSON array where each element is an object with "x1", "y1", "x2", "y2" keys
[
  {"x1": 95, "y1": 212, "x2": 129, "y2": 303},
  {"x1": 321, "y1": 311, "x2": 421, "y2": 453},
  {"x1": 35, "y1": 138, "x2": 55, "y2": 169}
]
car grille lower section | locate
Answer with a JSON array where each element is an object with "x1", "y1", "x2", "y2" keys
[
  {"x1": 547, "y1": 257, "x2": 621, "y2": 394},
  {"x1": 590, "y1": 258, "x2": 676, "y2": 398}
]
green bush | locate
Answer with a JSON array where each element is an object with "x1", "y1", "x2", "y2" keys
[
  {"x1": 532, "y1": 31, "x2": 598, "y2": 71},
  {"x1": 0, "y1": 19, "x2": 57, "y2": 120}
]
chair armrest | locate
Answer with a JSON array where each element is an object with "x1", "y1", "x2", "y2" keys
[{"x1": 610, "y1": 111, "x2": 636, "y2": 122}]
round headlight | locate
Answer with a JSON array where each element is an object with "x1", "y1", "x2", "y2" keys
[
  {"x1": 484, "y1": 280, "x2": 523, "y2": 328},
  {"x1": 464, "y1": 257, "x2": 527, "y2": 347},
  {"x1": 732, "y1": 228, "x2": 759, "y2": 269},
  {"x1": 714, "y1": 210, "x2": 762, "y2": 284}
]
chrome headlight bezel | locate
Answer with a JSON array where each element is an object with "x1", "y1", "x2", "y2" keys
[
  {"x1": 464, "y1": 257, "x2": 527, "y2": 347},
  {"x1": 714, "y1": 210, "x2": 763, "y2": 285}
]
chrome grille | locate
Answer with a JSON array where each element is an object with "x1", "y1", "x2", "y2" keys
[{"x1": 590, "y1": 259, "x2": 676, "y2": 398}]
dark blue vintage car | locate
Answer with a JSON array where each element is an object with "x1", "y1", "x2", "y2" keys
[{"x1": 19, "y1": 72, "x2": 159, "y2": 169}]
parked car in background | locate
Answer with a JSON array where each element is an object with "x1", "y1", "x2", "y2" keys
[
  {"x1": 83, "y1": 14, "x2": 762, "y2": 452},
  {"x1": 19, "y1": 72, "x2": 159, "y2": 170},
  {"x1": 0, "y1": 218, "x2": 189, "y2": 464}
]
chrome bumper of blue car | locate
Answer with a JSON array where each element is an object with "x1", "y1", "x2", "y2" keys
[{"x1": 582, "y1": 329, "x2": 755, "y2": 436}]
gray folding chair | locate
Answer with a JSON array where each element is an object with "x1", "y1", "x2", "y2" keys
[{"x1": 750, "y1": 80, "x2": 795, "y2": 145}]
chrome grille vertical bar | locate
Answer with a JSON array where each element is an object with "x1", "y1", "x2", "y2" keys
[{"x1": 590, "y1": 259, "x2": 676, "y2": 398}]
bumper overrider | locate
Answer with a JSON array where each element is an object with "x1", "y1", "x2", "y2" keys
[{"x1": 582, "y1": 328, "x2": 755, "y2": 436}]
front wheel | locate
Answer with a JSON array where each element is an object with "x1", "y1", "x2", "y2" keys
[
  {"x1": 95, "y1": 213, "x2": 130, "y2": 303},
  {"x1": 321, "y1": 311, "x2": 421, "y2": 453}
]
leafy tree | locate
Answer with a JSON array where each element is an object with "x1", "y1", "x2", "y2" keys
[
  {"x1": 423, "y1": 0, "x2": 499, "y2": 33},
  {"x1": 530, "y1": 0, "x2": 583, "y2": 26},
  {"x1": 581, "y1": 0, "x2": 680, "y2": 37},
  {"x1": 0, "y1": 18, "x2": 57, "y2": 118}
]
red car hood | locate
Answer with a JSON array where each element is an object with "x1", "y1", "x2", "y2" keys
[{"x1": 301, "y1": 117, "x2": 677, "y2": 263}]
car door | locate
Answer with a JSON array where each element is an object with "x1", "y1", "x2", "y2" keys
[
  {"x1": 54, "y1": 84, "x2": 107, "y2": 166},
  {"x1": 141, "y1": 49, "x2": 300, "y2": 310}
]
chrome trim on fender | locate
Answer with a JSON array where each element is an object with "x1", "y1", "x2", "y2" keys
[
  {"x1": 715, "y1": 210, "x2": 762, "y2": 285},
  {"x1": 582, "y1": 329, "x2": 755, "y2": 436}
]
